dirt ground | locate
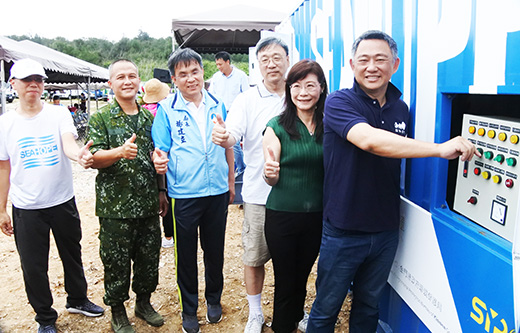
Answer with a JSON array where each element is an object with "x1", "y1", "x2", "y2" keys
[{"x1": 0, "y1": 100, "x2": 352, "y2": 332}]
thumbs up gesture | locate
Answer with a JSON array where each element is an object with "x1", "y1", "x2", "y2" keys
[
  {"x1": 263, "y1": 145, "x2": 280, "y2": 180},
  {"x1": 153, "y1": 147, "x2": 169, "y2": 174},
  {"x1": 121, "y1": 133, "x2": 138, "y2": 160},
  {"x1": 211, "y1": 114, "x2": 231, "y2": 147},
  {"x1": 77, "y1": 140, "x2": 94, "y2": 169}
]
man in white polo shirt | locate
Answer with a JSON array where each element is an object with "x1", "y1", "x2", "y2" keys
[{"x1": 212, "y1": 37, "x2": 290, "y2": 333}]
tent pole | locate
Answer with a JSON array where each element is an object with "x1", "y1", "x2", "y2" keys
[
  {"x1": 0, "y1": 60, "x2": 6, "y2": 116},
  {"x1": 87, "y1": 75, "x2": 91, "y2": 115}
]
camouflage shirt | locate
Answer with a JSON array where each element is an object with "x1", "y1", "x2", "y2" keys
[{"x1": 88, "y1": 100, "x2": 159, "y2": 219}]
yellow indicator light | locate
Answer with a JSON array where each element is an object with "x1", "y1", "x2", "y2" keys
[
  {"x1": 478, "y1": 128, "x2": 486, "y2": 136},
  {"x1": 511, "y1": 135, "x2": 519, "y2": 144},
  {"x1": 487, "y1": 130, "x2": 496, "y2": 139},
  {"x1": 482, "y1": 171, "x2": 491, "y2": 180},
  {"x1": 498, "y1": 132, "x2": 507, "y2": 141},
  {"x1": 469, "y1": 126, "x2": 476, "y2": 134},
  {"x1": 492, "y1": 175, "x2": 502, "y2": 184}
]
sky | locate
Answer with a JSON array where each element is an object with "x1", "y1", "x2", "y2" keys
[{"x1": 1, "y1": 0, "x2": 303, "y2": 42}]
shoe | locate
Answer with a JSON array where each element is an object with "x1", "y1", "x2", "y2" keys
[
  {"x1": 182, "y1": 312, "x2": 201, "y2": 333},
  {"x1": 135, "y1": 298, "x2": 164, "y2": 327},
  {"x1": 298, "y1": 311, "x2": 309, "y2": 332},
  {"x1": 244, "y1": 313, "x2": 264, "y2": 333},
  {"x1": 206, "y1": 302, "x2": 222, "y2": 323},
  {"x1": 66, "y1": 299, "x2": 105, "y2": 317},
  {"x1": 37, "y1": 324, "x2": 56, "y2": 333},
  {"x1": 111, "y1": 305, "x2": 135, "y2": 333},
  {"x1": 162, "y1": 236, "x2": 174, "y2": 248}
]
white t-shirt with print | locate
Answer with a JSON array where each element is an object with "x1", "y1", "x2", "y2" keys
[{"x1": 0, "y1": 104, "x2": 78, "y2": 209}]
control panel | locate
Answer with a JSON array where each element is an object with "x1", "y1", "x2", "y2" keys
[{"x1": 453, "y1": 114, "x2": 520, "y2": 242}]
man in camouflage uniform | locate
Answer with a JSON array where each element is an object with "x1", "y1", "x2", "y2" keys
[{"x1": 87, "y1": 59, "x2": 167, "y2": 333}]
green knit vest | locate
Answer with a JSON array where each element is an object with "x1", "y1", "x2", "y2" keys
[{"x1": 265, "y1": 116, "x2": 324, "y2": 212}]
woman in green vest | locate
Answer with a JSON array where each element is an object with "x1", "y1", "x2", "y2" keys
[{"x1": 262, "y1": 59, "x2": 328, "y2": 333}]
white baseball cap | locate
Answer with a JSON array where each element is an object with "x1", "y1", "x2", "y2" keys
[{"x1": 9, "y1": 58, "x2": 48, "y2": 80}]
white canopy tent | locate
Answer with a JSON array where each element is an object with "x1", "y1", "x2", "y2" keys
[
  {"x1": 171, "y1": 4, "x2": 286, "y2": 54},
  {"x1": 0, "y1": 36, "x2": 109, "y2": 114}
]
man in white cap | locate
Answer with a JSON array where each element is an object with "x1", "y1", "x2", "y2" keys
[{"x1": 0, "y1": 58, "x2": 104, "y2": 333}]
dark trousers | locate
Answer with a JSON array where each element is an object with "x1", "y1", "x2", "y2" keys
[
  {"x1": 12, "y1": 197, "x2": 88, "y2": 325},
  {"x1": 173, "y1": 192, "x2": 229, "y2": 316},
  {"x1": 98, "y1": 216, "x2": 161, "y2": 306},
  {"x1": 265, "y1": 209, "x2": 323, "y2": 333},
  {"x1": 162, "y1": 196, "x2": 174, "y2": 237},
  {"x1": 163, "y1": 175, "x2": 174, "y2": 238}
]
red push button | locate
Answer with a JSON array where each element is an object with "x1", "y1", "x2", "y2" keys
[
  {"x1": 474, "y1": 168, "x2": 481, "y2": 175},
  {"x1": 506, "y1": 179, "x2": 514, "y2": 188}
]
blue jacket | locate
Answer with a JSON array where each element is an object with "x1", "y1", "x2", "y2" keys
[{"x1": 152, "y1": 90, "x2": 229, "y2": 199}]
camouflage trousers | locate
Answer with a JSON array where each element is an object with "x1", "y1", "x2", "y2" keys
[{"x1": 99, "y1": 216, "x2": 161, "y2": 306}]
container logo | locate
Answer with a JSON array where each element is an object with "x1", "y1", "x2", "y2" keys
[{"x1": 470, "y1": 296, "x2": 514, "y2": 333}]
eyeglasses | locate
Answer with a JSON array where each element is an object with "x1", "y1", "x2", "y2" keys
[
  {"x1": 21, "y1": 76, "x2": 44, "y2": 83},
  {"x1": 289, "y1": 82, "x2": 321, "y2": 94},
  {"x1": 175, "y1": 69, "x2": 201, "y2": 80},
  {"x1": 259, "y1": 55, "x2": 285, "y2": 66}
]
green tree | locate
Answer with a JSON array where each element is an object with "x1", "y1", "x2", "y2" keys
[{"x1": 5, "y1": 34, "x2": 247, "y2": 83}]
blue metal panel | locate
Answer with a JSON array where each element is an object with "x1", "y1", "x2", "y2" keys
[
  {"x1": 436, "y1": 2, "x2": 476, "y2": 93},
  {"x1": 330, "y1": 0, "x2": 343, "y2": 91},
  {"x1": 432, "y1": 209, "x2": 514, "y2": 332},
  {"x1": 390, "y1": 0, "x2": 407, "y2": 96},
  {"x1": 503, "y1": 31, "x2": 520, "y2": 93}
]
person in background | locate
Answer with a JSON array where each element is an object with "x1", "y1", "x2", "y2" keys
[
  {"x1": 142, "y1": 78, "x2": 175, "y2": 248},
  {"x1": 52, "y1": 95, "x2": 62, "y2": 106},
  {"x1": 211, "y1": 37, "x2": 290, "y2": 333},
  {"x1": 0, "y1": 58, "x2": 104, "y2": 333},
  {"x1": 87, "y1": 59, "x2": 166, "y2": 333},
  {"x1": 152, "y1": 48, "x2": 234, "y2": 333},
  {"x1": 306, "y1": 30, "x2": 479, "y2": 332},
  {"x1": 68, "y1": 103, "x2": 78, "y2": 116},
  {"x1": 262, "y1": 59, "x2": 327, "y2": 333},
  {"x1": 142, "y1": 78, "x2": 170, "y2": 117},
  {"x1": 79, "y1": 93, "x2": 87, "y2": 111},
  {"x1": 209, "y1": 51, "x2": 250, "y2": 177}
]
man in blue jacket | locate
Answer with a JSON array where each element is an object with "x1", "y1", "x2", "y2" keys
[{"x1": 152, "y1": 48, "x2": 235, "y2": 333}]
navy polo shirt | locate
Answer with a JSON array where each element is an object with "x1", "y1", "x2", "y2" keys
[{"x1": 323, "y1": 80, "x2": 409, "y2": 232}]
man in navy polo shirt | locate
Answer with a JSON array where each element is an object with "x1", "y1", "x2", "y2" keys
[{"x1": 307, "y1": 30, "x2": 479, "y2": 333}]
